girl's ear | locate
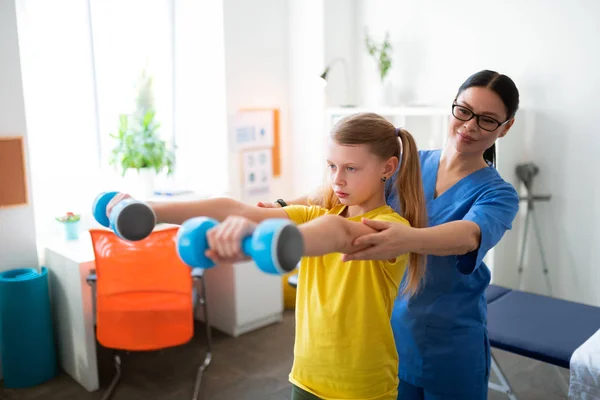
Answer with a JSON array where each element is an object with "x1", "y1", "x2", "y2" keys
[{"x1": 384, "y1": 156, "x2": 399, "y2": 176}]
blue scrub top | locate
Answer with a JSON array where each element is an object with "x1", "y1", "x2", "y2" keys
[{"x1": 385, "y1": 149, "x2": 519, "y2": 395}]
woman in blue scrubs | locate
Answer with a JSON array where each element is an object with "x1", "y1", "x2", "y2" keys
[
  {"x1": 262, "y1": 69, "x2": 520, "y2": 399},
  {"x1": 342, "y1": 70, "x2": 520, "y2": 399}
]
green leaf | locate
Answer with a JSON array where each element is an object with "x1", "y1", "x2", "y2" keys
[
  {"x1": 364, "y1": 30, "x2": 393, "y2": 83},
  {"x1": 109, "y1": 70, "x2": 176, "y2": 176}
]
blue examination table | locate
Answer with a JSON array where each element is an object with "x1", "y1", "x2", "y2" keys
[{"x1": 487, "y1": 284, "x2": 600, "y2": 399}]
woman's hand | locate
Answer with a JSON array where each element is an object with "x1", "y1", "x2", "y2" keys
[
  {"x1": 106, "y1": 193, "x2": 132, "y2": 218},
  {"x1": 205, "y1": 216, "x2": 256, "y2": 264},
  {"x1": 342, "y1": 218, "x2": 417, "y2": 261}
]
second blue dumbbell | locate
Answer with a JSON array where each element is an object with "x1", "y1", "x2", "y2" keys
[
  {"x1": 176, "y1": 217, "x2": 303, "y2": 275},
  {"x1": 92, "y1": 191, "x2": 157, "y2": 241}
]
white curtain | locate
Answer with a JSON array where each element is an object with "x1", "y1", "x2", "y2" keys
[{"x1": 16, "y1": 0, "x2": 102, "y2": 240}]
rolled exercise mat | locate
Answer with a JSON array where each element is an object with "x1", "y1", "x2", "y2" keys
[{"x1": 0, "y1": 267, "x2": 57, "y2": 388}]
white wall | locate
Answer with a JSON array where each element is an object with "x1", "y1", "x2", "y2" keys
[
  {"x1": 174, "y1": 0, "x2": 229, "y2": 197},
  {"x1": 323, "y1": 0, "x2": 357, "y2": 107},
  {"x1": 0, "y1": 0, "x2": 39, "y2": 380},
  {"x1": 0, "y1": 0, "x2": 38, "y2": 272},
  {"x1": 223, "y1": 0, "x2": 292, "y2": 201},
  {"x1": 342, "y1": 0, "x2": 600, "y2": 305}
]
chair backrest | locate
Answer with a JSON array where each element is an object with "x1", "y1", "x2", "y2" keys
[{"x1": 89, "y1": 227, "x2": 193, "y2": 351}]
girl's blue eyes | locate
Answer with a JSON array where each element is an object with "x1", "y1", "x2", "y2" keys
[{"x1": 328, "y1": 164, "x2": 355, "y2": 172}]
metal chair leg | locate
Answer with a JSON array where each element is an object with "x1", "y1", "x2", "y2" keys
[
  {"x1": 101, "y1": 352, "x2": 123, "y2": 400},
  {"x1": 192, "y1": 274, "x2": 212, "y2": 400}
]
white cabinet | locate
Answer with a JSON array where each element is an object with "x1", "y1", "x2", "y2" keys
[
  {"x1": 44, "y1": 237, "x2": 99, "y2": 392},
  {"x1": 198, "y1": 260, "x2": 283, "y2": 337}
]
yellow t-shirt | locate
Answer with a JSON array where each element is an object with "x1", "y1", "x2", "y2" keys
[{"x1": 283, "y1": 204, "x2": 410, "y2": 400}]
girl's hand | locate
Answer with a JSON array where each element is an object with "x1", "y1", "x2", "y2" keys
[
  {"x1": 342, "y1": 218, "x2": 415, "y2": 261},
  {"x1": 106, "y1": 193, "x2": 133, "y2": 218},
  {"x1": 205, "y1": 216, "x2": 256, "y2": 264}
]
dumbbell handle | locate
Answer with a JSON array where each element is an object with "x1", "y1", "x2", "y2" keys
[
  {"x1": 176, "y1": 217, "x2": 303, "y2": 275},
  {"x1": 243, "y1": 219, "x2": 302, "y2": 274},
  {"x1": 201, "y1": 231, "x2": 280, "y2": 265},
  {"x1": 241, "y1": 237, "x2": 253, "y2": 256}
]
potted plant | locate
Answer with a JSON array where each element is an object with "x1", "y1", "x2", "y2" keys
[
  {"x1": 365, "y1": 29, "x2": 393, "y2": 105},
  {"x1": 56, "y1": 212, "x2": 81, "y2": 241},
  {"x1": 109, "y1": 69, "x2": 175, "y2": 198},
  {"x1": 365, "y1": 30, "x2": 392, "y2": 82}
]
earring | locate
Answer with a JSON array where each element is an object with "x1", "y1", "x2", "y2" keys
[{"x1": 381, "y1": 176, "x2": 387, "y2": 182}]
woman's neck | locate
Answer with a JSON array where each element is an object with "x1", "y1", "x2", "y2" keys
[{"x1": 440, "y1": 144, "x2": 488, "y2": 174}]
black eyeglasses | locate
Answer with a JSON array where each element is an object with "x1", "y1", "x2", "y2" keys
[{"x1": 452, "y1": 104, "x2": 510, "y2": 132}]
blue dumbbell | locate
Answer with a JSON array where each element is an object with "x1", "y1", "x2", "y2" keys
[
  {"x1": 92, "y1": 191, "x2": 157, "y2": 241},
  {"x1": 176, "y1": 217, "x2": 304, "y2": 275}
]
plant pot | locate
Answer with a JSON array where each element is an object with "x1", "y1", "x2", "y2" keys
[
  {"x1": 63, "y1": 221, "x2": 80, "y2": 241},
  {"x1": 124, "y1": 168, "x2": 156, "y2": 200},
  {"x1": 365, "y1": 80, "x2": 395, "y2": 108}
]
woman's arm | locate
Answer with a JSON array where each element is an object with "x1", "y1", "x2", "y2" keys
[
  {"x1": 344, "y1": 186, "x2": 518, "y2": 267},
  {"x1": 342, "y1": 219, "x2": 479, "y2": 261},
  {"x1": 409, "y1": 221, "x2": 480, "y2": 256}
]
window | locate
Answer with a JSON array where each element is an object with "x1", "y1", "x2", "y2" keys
[
  {"x1": 17, "y1": 0, "x2": 102, "y2": 241},
  {"x1": 90, "y1": 0, "x2": 175, "y2": 170},
  {"x1": 17, "y1": 0, "x2": 228, "y2": 244}
]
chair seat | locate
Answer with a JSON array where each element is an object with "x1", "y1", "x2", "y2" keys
[{"x1": 97, "y1": 291, "x2": 193, "y2": 351}]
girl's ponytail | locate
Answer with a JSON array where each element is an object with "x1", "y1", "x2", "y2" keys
[{"x1": 397, "y1": 128, "x2": 427, "y2": 296}]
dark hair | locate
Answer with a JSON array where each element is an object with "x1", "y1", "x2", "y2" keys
[
  {"x1": 455, "y1": 70, "x2": 520, "y2": 166},
  {"x1": 315, "y1": 113, "x2": 427, "y2": 296}
]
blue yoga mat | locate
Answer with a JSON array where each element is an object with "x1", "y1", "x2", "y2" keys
[{"x1": 0, "y1": 267, "x2": 57, "y2": 388}]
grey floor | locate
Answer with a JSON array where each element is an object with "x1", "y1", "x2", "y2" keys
[{"x1": 0, "y1": 310, "x2": 570, "y2": 400}]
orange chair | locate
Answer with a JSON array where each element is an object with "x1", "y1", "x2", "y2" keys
[{"x1": 87, "y1": 227, "x2": 212, "y2": 400}]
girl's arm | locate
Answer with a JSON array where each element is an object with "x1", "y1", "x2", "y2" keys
[
  {"x1": 205, "y1": 214, "x2": 388, "y2": 264},
  {"x1": 297, "y1": 215, "x2": 382, "y2": 257},
  {"x1": 257, "y1": 195, "x2": 310, "y2": 208},
  {"x1": 107, "y1": 194, "x2": 289, "y2": 225},
  {"x1": 150, "y1": 198, "x2": 289, "y2": 225}
]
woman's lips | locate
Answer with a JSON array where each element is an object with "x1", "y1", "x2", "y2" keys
[{"x1": 457, "y1": 131, "x2": 476, "y2": 143}]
